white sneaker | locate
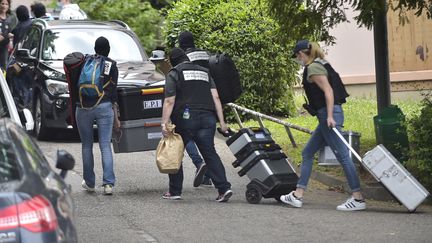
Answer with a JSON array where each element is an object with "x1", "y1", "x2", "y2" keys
[
  {"x1": 280, "y1": 191, "x2": 303, "y2": 208},
  {"x1": 103, "y1": 184, "x2": 113, "y2": 195},
  {"x1": 336, "y1": 196, "x2": 366, "y2": 211},
  {"x1": 81, "y1": 180, "x2": 95, "y2": 192}
]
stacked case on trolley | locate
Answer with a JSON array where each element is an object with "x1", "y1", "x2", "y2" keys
[
  {"x1": 225, "y1": 127, "x2": 298, "y2": 204},
  {"x1": 112, "y1": 84, "x2": 164, "y2": 153}
]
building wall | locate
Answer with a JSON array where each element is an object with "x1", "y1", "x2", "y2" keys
[{"x1": 322, "y1": 7, "x2": 432, "y2": 99}]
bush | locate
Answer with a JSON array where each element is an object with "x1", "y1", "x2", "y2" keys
[
  {"x1": 78, "y1": 0, "x2": 162, "y2": 53},
  {"x1": 406, "y1": 93, "x2": 432, "y2": 192},
  {"x1": 163, "y1": 0, "x2": 300, "y2": 117}
]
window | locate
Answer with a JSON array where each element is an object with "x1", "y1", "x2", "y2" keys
[
  {"x1": 0, "y1": 84, "x2": 10, "y2": 119},
  {"x1": 41, "y1": 28, "x2": 145, "y2": 62},
  {"x1": 9, "y1": 125, "x2": 51, "y2": 177},
  {"x1": 0, "y1": 142, "x2": 20, "y2": 182},
  {"x1": 21, "y1": 27, "x2": 42, "y2": 58}
]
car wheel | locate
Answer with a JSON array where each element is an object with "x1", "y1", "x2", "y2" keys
[{"x1": 34, "y1": 94, "x2": 50, "y2": 140}]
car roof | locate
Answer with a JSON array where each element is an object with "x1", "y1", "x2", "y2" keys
[{"x1": 33, "y1": 19, "x2": 130, "y2": 31}]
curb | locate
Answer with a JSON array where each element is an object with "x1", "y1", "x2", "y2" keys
[
  {"x1": 310, "y1": 170, "x2": 396, "y2": 202},
  {"x1": 292, "y1": 164, "x2": 396, "y2": 202}
]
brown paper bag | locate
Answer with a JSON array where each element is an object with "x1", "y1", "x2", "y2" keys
[{"x1": 156, "y1": 123, "x2": 184, "y2": 174}]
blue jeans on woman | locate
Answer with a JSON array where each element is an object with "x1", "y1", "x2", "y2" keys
[
  {"x1": 297, "y1": 105, "x2": 361, "y2": 192},
  {"x1": 76, "y1": 101, "x2": 115, "y2": 188},
  {"x1": 169, "y1": 110, "x2": 231, "y2": 196}
]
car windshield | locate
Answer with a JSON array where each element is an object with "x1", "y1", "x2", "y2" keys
[{"x1": 41, "y1": 28, "x2": 145, "y2": 62}]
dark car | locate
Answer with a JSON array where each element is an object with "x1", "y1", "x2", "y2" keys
[
  {"x1": 0, "y1": 118, "x2": 76, "y2": 242},
  {"x1": 6, "y1": 19, "x2": 165, "y2": 140}
]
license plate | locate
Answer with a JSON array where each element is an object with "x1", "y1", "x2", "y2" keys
[{"x1": 143, "y1": 99, "x2": 162, "y2": 109}]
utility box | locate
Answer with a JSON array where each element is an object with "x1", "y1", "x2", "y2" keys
[
  {"x1": 318, "y1": 131, "x2": 361, "y2": 165},
  {"x1": 373, "y1": 105, "x2": 409, "y2": 162}
]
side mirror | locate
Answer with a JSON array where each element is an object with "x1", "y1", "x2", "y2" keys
[
  {"x1": 56, "y1": 149, "x2": 75, "y2": 179},
  {"x1": 149, "y1": 50, "x2": 166, "y2": 62},
  {"x1": 22, "y1": 108, "x2": 34, "y2": 131},
  {"x1": 15, "y1": 49, "x2": 36, "y2": 62}
]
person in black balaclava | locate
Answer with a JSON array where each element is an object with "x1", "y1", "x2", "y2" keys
[
  {"x1": 161, "y1": 47, "x2": 233, "y2": 202},
  {"x1": 12, "y1": 5, "x2": 32, "y2": 46},
  {"x1": 177, "y1": 31, "x2": 213, "y2": 187},
  {"x1": 94, "y1": 36, "x2": 110, "y2": 57},
  {"x1": 178, "y1": 31, "x2": 210, "y2": 69},
  {"x1": 76, "y1": 36, "x2": 120, "y2": 196}
]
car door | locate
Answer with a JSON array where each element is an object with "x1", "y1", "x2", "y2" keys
[
  {"x1": 7, "y1": 122, "x2": 77, "y2": 242},
  {"x1": 9, "y1": 26, "x2": 42, "y2": 111}
]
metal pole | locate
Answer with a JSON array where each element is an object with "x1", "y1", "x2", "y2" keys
[
  {"x1": 373, "y1": 0, "x2": 391, "y2": 114},
  {"x1": 256, "y1": 116, "x2": 265, "y2": 129},
  {"x1": 284, "y1": 126, "x2": 297, "y2": 148},
  {"x1": 227, "y1": 103, "x2": 313, "y2": 134},
  {"x1": 230, "y1": 106, "x2": 244, "y2": 128}
]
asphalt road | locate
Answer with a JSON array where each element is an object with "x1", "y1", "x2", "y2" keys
[{"x1": 37, "y1": 130, "x2": 432, "y2": 243}]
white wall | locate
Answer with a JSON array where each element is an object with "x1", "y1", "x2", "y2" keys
[{"x1": 323, "y1": 9, "x2": 375, "y2": 77}]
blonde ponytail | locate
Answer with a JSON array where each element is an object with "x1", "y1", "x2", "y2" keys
[{"x1": 304, "y1": 42, "x2": 325, "y2": 64}]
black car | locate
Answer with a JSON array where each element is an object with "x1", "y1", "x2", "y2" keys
[
  {"x1": 6, "y1": 19, "x2": 165, "y2": 140},
  {"x1": 0, "y1": 118, "x2": 76, "y2": 242}
]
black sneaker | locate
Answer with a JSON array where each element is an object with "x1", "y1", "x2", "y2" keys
[
  {"x1": 201, "y1": 178, "x2": 213, "y2": 187},
  {"x1": 193, "y1": 163, "x2": 207, "y2": 187},
  {"x1": 216, "y1": 189, "x2": 233, "y2": 202}
]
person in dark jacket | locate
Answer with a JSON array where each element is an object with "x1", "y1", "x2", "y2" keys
[
  {"x1": 76, "y1": 36, "x2": 120, "y2": 195},
  {"x1": 178, "y1": 30, "x2": 213, "y2": 187},
  {"x1": 161, "y1": 47, "x2": 233, "y2": 202},
  {"x1": 11, "y1": 5, "x2": 31, "y2": 46},
  {"x1": 279, "y1": 40, "x2": 366, "y2": 211},
  {"x1": 31, "y1": 2, "x2": 54, "y2": 20}
]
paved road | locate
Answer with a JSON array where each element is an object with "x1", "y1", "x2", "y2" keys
[{"x1": 37, "y1": 131, "x2": 432, "y2": 243}]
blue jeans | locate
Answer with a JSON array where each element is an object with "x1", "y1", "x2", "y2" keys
[
  {"x1": 169, "y1": 110, "x2": 231, "y2": 196},
  {"x1": 76, "y1": 102, "x2": 115, "y2": 187},
  {"x1": 185, "y1": 140, "x2": 210, "y2": 181},
  {"x1": 297, "y1": 105, "x2": 361, "y2": 192}
]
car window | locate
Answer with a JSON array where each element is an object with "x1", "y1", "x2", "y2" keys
[
  {"x1": 0, "y1": 86, "x2": 10, "y2": 119},
  {"x1": 42, "y1": 29, "x2": 144, "y2": 62},
  {"x1": 8, "y1": 125, "x2": 51, "y2": 177},
  {"x1": 21, "y1": 27, "x2": 42, "y2": 58},
  {"x1": 0, "y1": 142, "x2": 20, "y2": 183}
]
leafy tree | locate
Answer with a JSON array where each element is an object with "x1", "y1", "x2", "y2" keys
[
  {"x1": 266, "y1": 0, "x2": 432, "y2": 43},
  {"x1": 78, "y1": 0, "x2": 162, "y2": 53},
  {"x1": 164, "y1": 0, "x2": 299, "y2": 116},
  {"x1": 406, "y1": 94, "x2": 432, "y2": 193}
]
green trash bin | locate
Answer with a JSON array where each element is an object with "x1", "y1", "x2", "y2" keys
[{"x1": 373, "y1": 105, "x2": 409, "y2": 162}]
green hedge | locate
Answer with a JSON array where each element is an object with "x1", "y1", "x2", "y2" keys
[
  {"x1": 78, "y1": 0, "x2": 162, "y2": 53},
  {"x1": 406, "y1": 94, "x2": 432, "y2": 193},
  {"x1": 163, "y1": 0, "x2": 300, "y2": 116}
]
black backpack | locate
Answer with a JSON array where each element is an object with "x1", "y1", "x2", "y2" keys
[
  {"x1": 63, "y1": 52, "x2": 85, "y2": 126},
  {"x1": 208, "y1": 53, "x2": 242, "y2": 104}
]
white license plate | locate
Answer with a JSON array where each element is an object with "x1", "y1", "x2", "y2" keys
[{"x1": 143, "y1": 99, "x2": 162, "y2": 109}]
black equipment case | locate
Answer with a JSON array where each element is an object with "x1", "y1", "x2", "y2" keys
[
  {"x1": 225, "y1": 127, "x2": 298, "y2": 204},
  {"x1": 117, "y1": 85, "x2": 164, "y2": 121}
]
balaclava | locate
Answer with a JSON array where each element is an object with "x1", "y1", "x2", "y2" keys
[{"x1": 94, "y1": 36, "x2": 110, "y2": 57}]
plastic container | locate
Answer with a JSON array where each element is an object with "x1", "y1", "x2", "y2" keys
[
  {"x1": 318, "y1": 131, "x2": 361, "y2": 165},
  {"x1": 117, "y1": 85, "x2": 164, "y2": 121},
  {"x1": 112, "y1": 117, "x2": 162, "y2": 153}
]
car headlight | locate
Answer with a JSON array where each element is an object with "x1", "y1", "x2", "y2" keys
[{"x1": 46, "y1": 79, "x2": 69, "y2": 96}]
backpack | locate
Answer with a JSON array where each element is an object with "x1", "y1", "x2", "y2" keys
[
  {"x1": 208, "y1": 53, "x2": 242, "y2": 104},
  {"x1": 77, "y1": 55, "x2": 110, "y2": 109},
  {"x1": 63, "y1": 52, "x2": 85, "y2": 125}
]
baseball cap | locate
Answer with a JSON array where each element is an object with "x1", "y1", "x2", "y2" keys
[{"x1": 291, "y1": 40, "x2": 310, "y2": 58}]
